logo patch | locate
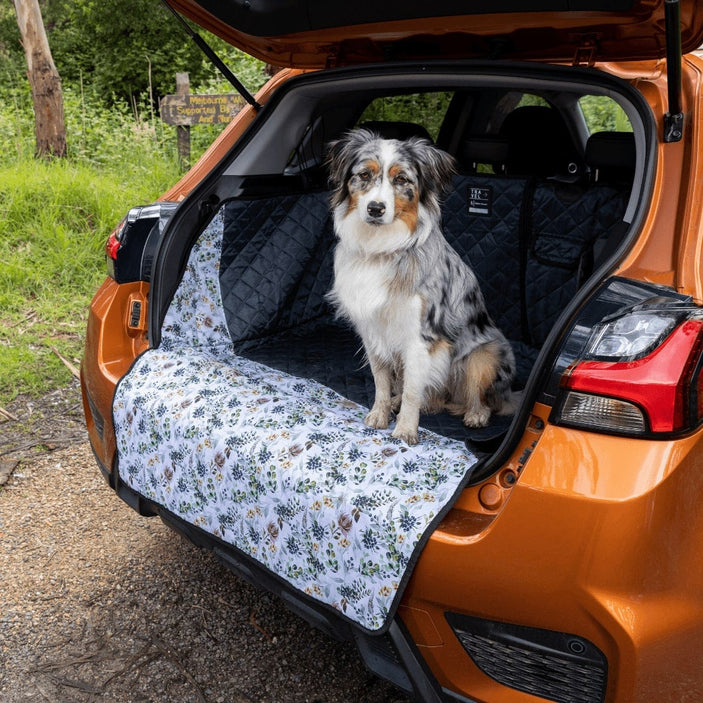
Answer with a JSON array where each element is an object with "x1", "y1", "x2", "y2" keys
[{"x1": 468, "y1": 186, "x2": 492, "y2": 216}]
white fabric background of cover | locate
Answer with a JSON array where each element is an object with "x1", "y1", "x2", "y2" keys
[{"x1": 113, "y1": 208, "x2": 478, "y2": 632}]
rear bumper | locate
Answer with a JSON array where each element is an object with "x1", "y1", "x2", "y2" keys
[
  {"x1": 82, "y1": 280, "x2": 703, "y2": 702},
  {"x1": 110, "y1": 474, "x2": 450, "y2": 701},
  {"x1": 401, "y1": 425, "x2": 703, "y2": 702},
  {"x1": 82, "y1": 423, "x2": 703, "y2": 703}
]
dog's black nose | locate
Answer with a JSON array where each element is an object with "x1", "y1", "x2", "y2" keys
[{"x1": 367, "y1": 201, "x2": 386, "y2": 219}]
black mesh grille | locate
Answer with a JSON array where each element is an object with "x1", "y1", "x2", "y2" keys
[{"x1": 447, "y1": 614, "x2": 607, "y2": 703}]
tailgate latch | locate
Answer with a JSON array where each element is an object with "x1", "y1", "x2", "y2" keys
[
  {"x1": 572, "y1": 35, "x2": 600, "y2": 68},
  {"x1": 126, "y1": 293, "x2": 148, "y2": 337}
]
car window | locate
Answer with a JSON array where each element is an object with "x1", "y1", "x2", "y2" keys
[
  {"x1": 516, "y1": 93, "x2": 551, "y2": 109},
  {"x1": 284, "y1": 91, "x2": 453, "y2": 175},
  {"x1": 487, "y1": 92, "x2": 550, "y2": 133},
  {"x1": 579, "y1": 95, "x2": 633, "y2": 133},
  {"x1": 356, "y1": 92, "x2": 454, "y2": 142}
]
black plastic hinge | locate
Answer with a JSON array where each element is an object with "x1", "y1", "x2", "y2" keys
[
  {"x1": 200, "y1": 194, "x2": 221, "y2": 218},
  {"x1": 664, "y1": 111, "x2": 684, "y2": 143}
]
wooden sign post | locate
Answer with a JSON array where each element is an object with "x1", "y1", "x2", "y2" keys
[{"x1": 160, "y1": 72, "x2": 246, "y2": 165}]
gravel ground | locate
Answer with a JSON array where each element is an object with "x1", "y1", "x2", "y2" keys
[{"x1": 0, "y1": 384, "x2": 412, "y2": 703}]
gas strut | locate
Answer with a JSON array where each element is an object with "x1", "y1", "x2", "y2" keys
[
  {"x1": 161, "y1": 0, "x2": 262, "y2": 112},
  {"x1": 664, "y1": 0, "x2": 684, "y2": 142}
]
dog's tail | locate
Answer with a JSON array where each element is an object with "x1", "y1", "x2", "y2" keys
[{"x1": 495, "y1": 389, "x2": 523, "y2": 416}]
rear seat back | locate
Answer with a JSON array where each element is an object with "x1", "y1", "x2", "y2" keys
[
  {"x1": 442, "y1": 132, "x2": 634, "y2": 349},
  {"x1": 215, "y1": 131, "x2": 634, "y2": 385},
  {"x1": 523, "y1": 131, "x2": 634, "y2": 345},
  {"x1": 443, "y1": 173, "x2": 526, "y2": 342},
  {"x1": 444, "y1": 136, "x2": 525, "y2": 340}
]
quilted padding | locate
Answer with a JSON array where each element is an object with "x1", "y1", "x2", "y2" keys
[
  {"x1": 241, "y1": 324, "x2": 521, "y2": 443},
  {"x1": 215, "y1": 174, "x2": 628, "y2": 441},
  {"x1": 442, "y1": 174, "x2": 526, "y2": 341},
  {"x1": 525, "y1": 181, "x2": 629, "y2": 346},
  {"x1": 220, "y1": 192, "x2": 336, "y2": 343},
  {"x1": 114, "y1": 210, "x2": 479, "y2": 633},
  {"x1": 220, "y1": 183, "x2": 527, "y2": 443}
]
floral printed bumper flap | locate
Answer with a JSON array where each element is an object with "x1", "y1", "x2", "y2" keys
[{"x1": 113, "y1": 210, "x2": 478, "y2": 632}]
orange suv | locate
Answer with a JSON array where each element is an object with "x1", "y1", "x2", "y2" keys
[{"x1": 81, "y1": 2, "x2": 703, "y2": 701}]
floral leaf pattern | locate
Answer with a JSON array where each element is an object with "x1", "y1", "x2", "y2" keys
[{"x1": 113, "y1": 208, "x2": 478, "y2": 631}]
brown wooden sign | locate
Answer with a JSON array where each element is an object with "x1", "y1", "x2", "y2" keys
[{"x1": 159, "y1": 93, "x2": 245, "y2": 126}]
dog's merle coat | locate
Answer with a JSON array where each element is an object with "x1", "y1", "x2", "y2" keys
[{"x1": 327, "y1": 129, "x2": 515, "y2": 444}]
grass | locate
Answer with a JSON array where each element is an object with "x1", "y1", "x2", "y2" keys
[
  {"x1": 0, "y1": 88, "x2": 185, "y2": 405},
  {"x1": 0, "y1": 40, "x2": 270, "y2": 407},
  {"x1": 0, "y1": 158, "x2": 180, "y2": 404}
]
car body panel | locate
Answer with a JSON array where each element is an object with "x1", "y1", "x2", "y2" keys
[
  {"x1": 606, "y1": 54, "x2": 703, "y2": 303},
  {"x1": 166, "y1": 0, "x2": 703, "y2": 68},
  {"x1": 81, "y1": 278, "x2": 149, "y2": 472},
  {"x1": 403, "y1": 423, "x2": 703, "y2": 700},
  {"x1": 79, "y1": 28, "x2": 703, "y2": 703}
]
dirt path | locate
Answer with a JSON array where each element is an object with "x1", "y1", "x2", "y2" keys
[{"x1": 0, "y1": 386, "x2": 410, "y2": 703}]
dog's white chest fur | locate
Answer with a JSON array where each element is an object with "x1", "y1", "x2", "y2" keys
[{"x1": 331, "y1": 247, "x2": 420, "y2": 359}]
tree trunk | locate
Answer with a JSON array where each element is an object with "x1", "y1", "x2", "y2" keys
[{"x1": 13, "y1": 0, "x2": 67, "y2": 158}]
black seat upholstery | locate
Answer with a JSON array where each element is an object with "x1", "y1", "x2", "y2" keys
[{"x1": 523, "y1": 131, "x2": 634, "y2": 345}]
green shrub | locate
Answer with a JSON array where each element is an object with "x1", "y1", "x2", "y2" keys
[
  {"x1": 580, "y1": 95, "x2": 632, "y2": 133},
  {"x1": 0, "y1": 97, "x2": 181, "y2": 402}
]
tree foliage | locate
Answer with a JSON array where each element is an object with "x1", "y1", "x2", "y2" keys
[
  {"x1": 46, "y1": 0, "x2": 215, "y2": 101},
  {"x1": 0, "y1": 0, "x2": 267, "y2": 104}
]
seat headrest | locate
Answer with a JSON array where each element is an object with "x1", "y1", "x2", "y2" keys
[
  {"x1": 585, "y1": 131, "x2": 636, "y2": 183},
  {"x1": 359, "y1": 120, "x2": 433, "y2": 142},
  {"x1": 499, "y1": 105, "x2": 581, "y2": 178},
  {"x1": 458, "y1": 136, "x2": 509, "y2": 173}
]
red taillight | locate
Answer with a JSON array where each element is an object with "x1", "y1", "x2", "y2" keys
[
  {"x1": 106, "y1": 228, "x2": 122, "y2": 260},
  {"x1": 556, "y1": 319, "x2": 703, "y2": 436}
]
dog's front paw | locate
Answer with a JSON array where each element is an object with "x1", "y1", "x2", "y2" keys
[
  {"x1": 463, "y1": 408, "x2": 491, "y2": 428},
  {"x1": 392, "y1": 424, "x2": 419, "y2": 445},
  {"x1": 365, "y1": 408, "x2": 390, "y2": 429}
]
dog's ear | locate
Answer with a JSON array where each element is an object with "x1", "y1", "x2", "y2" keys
[
  {"x1": 325, "y1": 137, "x2": 349, "y2": 190},
  {"x1": 405, "y1": 139, "x2": 456, "y2": 197},
  {"x1": 326, "y1": 129, "x2": 376, "y2": 201}
]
